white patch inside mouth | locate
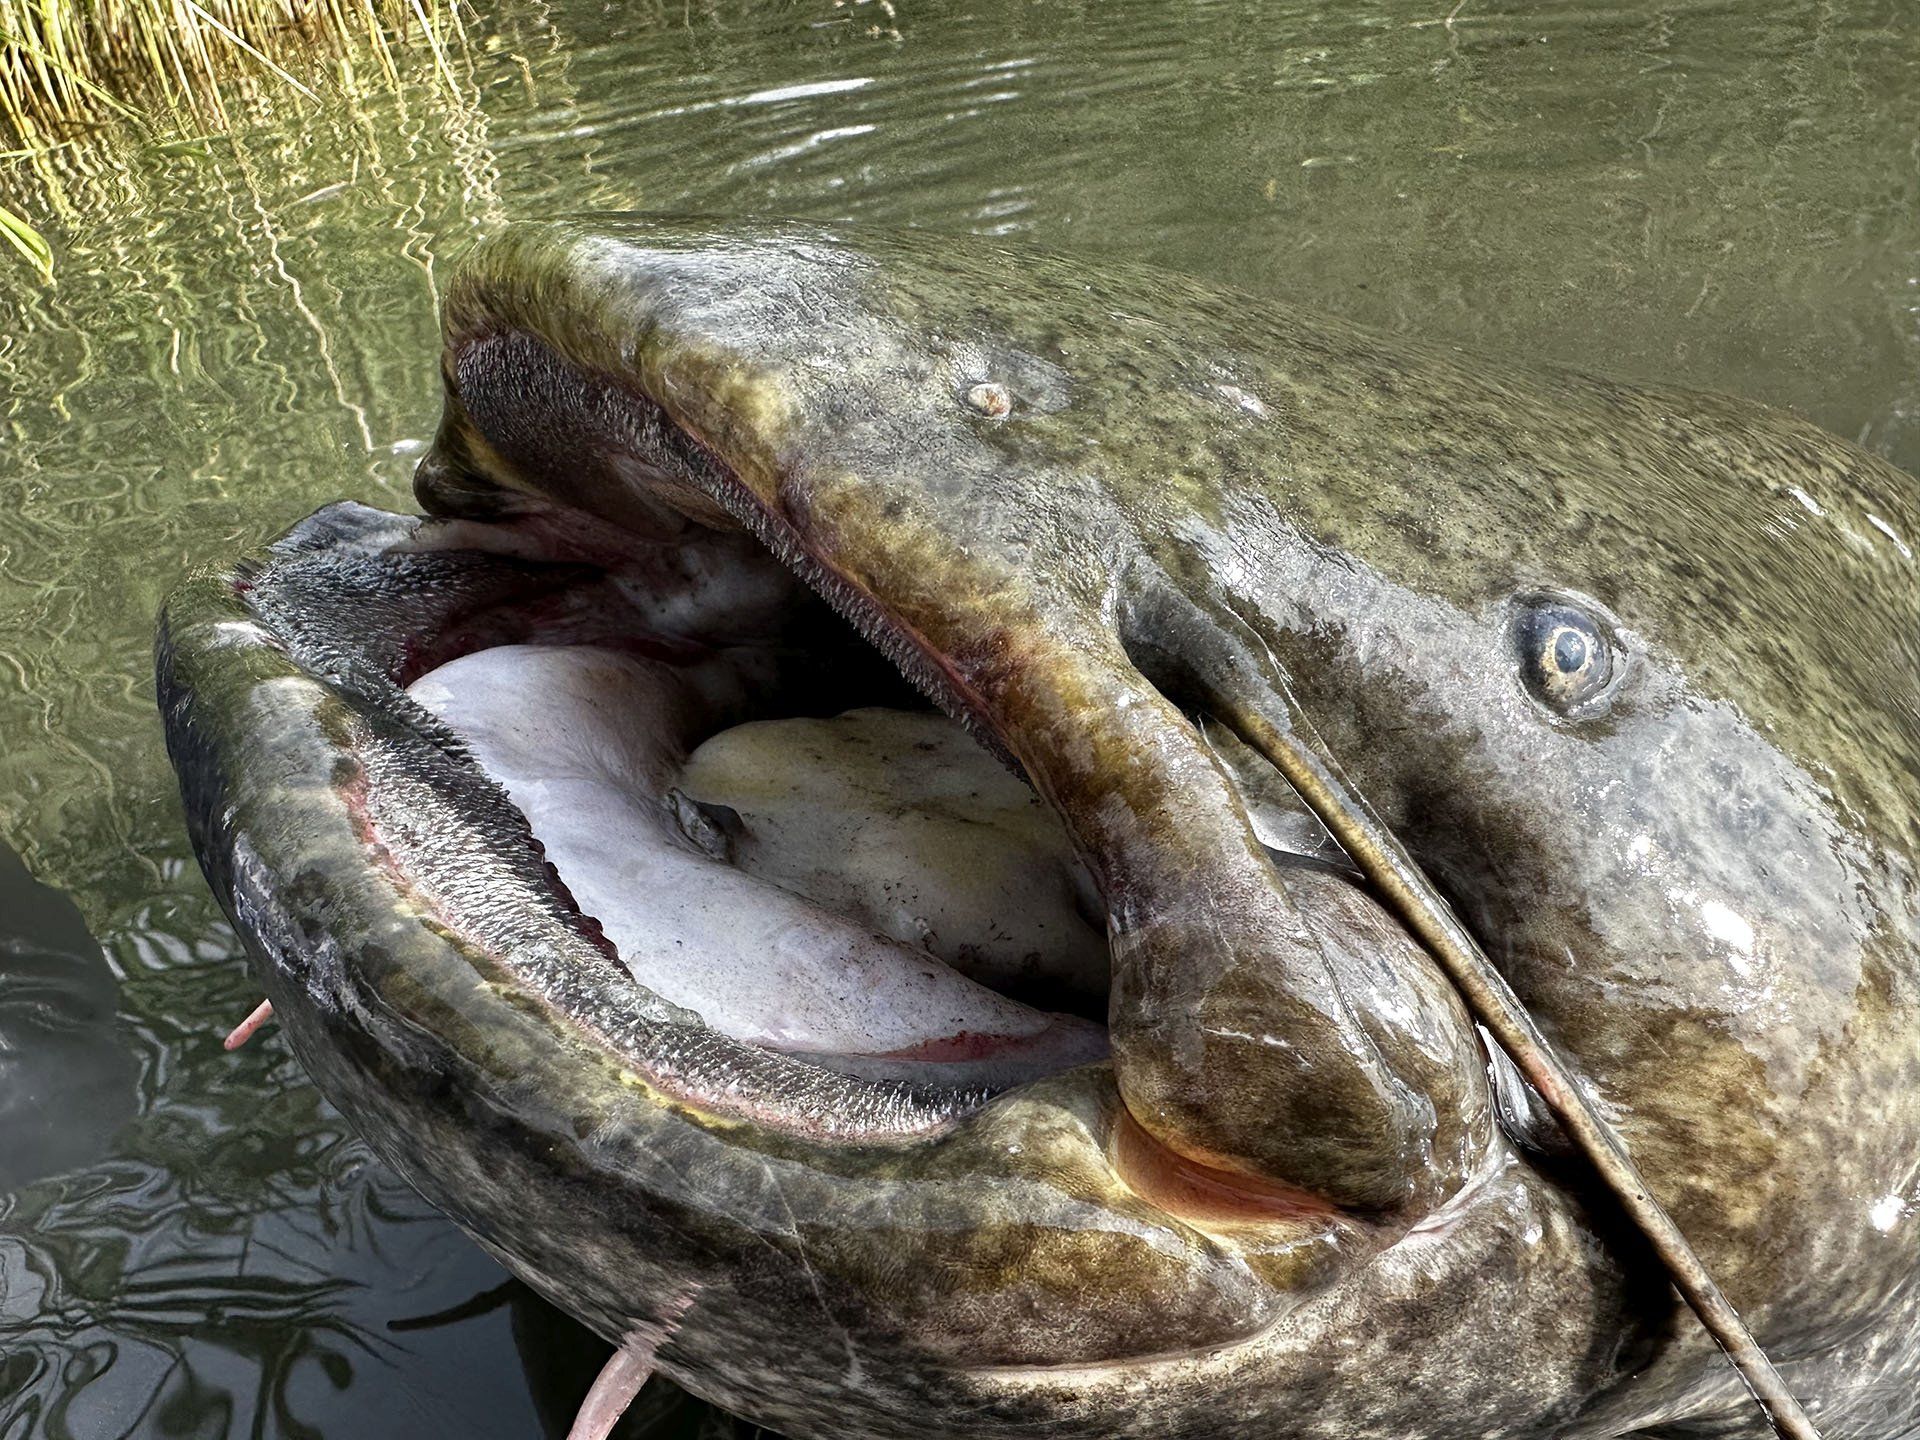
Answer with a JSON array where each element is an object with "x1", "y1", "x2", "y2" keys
[{"x1": 408, "y1": 643, "x2": 1110, "y2": 1089}]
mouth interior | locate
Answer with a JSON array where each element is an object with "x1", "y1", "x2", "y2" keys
[{"x1": 403, "y1": 534, "x2": 1115, "y2": 1092}]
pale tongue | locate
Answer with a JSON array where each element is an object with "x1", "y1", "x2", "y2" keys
[{"x1": 407, "y1": 644, "x2": 1107, "y2": 1086}]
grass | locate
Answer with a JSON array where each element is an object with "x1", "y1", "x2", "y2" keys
[
  {"x1": 0, "y1": 0, "x2": 467, "y2": 135},
  {"x1": 0, "y1": 187, "x2": 50, "y2": 274},
  {"x1": 0, "y1": 0, "x2": 471, "y2": 276}
]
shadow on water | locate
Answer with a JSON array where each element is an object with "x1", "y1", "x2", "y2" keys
[
  {"x1": 0, "y1": 846, "x2": 746, "y2": 1438},
  {"x1": 0, "y1": 846, "x2": 138, "y2": 1192},
  {"x1": 0, "y1": 0, "x2": 1917, "y2": 1434}
]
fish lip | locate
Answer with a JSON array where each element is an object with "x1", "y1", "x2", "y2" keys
[{"x1": 427, "y1": 313, "x2": 1031, "y2": 778}]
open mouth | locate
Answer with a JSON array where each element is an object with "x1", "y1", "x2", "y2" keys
[
  {"x1": 278, "y1": 306, "x2": 1396, "y2": 1144},
  {"x1": 207, "y1": 291, "x2": 1482, "y2": 1201},
  {"x1": 344, "y1": 472, "x2": 1352, "y2": 1119},
  {"x1": 204, "y1": 294, "x2": 1499, "y2": 1233},
  {"x1": 404, "y1": 560, "x2": 1115, "y2": 1095}
]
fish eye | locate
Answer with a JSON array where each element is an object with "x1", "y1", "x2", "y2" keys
[{"x1": 1511, "y1": 595, "x2": 1620, "y2": 716}]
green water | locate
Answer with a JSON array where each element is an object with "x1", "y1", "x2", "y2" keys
[{"x1": 0, "y1": 1, "x2": 1915, "y2": 1434}]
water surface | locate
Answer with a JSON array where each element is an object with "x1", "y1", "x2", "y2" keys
[{"x1": 2, "y1": 1, "x2": 1917, "y2": 1433}]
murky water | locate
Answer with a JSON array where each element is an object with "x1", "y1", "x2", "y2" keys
[{"x1": 1, "y1": 1, "x2": 1916, "y2": 1434}]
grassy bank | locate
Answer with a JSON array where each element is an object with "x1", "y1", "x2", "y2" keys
[
  {"x1": 0, "y1": 0, "x2": 470, "y2": 274},
  {"x1": 0, "y1": 0, "x2": 467, "y2": 133}
]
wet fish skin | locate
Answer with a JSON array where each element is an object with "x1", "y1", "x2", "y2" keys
[{"x1": 160, "y1": 220, "x2": 1920, "y2": 1438}]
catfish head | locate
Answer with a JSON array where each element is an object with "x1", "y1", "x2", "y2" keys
[{"x1": 159, "y1": 219, "x2": 1920, "y2": 1440}]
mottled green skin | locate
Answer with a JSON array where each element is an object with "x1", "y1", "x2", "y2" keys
[{"x1": 162, "y1": 220, "x2": 1920, "y2": 1437}]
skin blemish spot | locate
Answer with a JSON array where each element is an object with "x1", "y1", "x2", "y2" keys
[{"x1": 964, "y1": 381, "x2": 1012, "y2": 418}]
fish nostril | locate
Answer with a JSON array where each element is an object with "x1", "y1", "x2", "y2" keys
[{"x1": 962, "y1": 381, "x2": 1012, "y2": 419}]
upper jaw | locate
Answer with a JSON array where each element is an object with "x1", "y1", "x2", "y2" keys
[{"x1": 418, "y1": 224, "x2": 1507, "y2": 1217}]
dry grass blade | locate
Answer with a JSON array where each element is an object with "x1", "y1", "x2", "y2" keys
[
  {"x1": 0, "y1": 198, "x2": 51, "y2": 276},
  {"x1": 177, "y1": 0, "x2": 321, "y2": 102}
]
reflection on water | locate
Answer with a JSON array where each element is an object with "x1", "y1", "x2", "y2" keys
[{"x1": 0, "y1": 0, "x2": 1915, "y2": 1433}]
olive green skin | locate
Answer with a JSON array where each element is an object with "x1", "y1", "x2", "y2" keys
[{"x1": 160, "y1": 220, "x2": 1920, "y2": 1438}]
